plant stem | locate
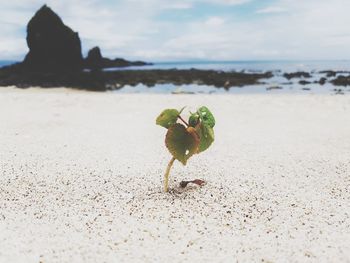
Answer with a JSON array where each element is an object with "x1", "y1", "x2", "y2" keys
[
  {"x1": 164, "y1": 157, "x2": 176, "y2": 192},
  {"x1": 178, "y1": 115, "x2": 189, "y2": 127}
]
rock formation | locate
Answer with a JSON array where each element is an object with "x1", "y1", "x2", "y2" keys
[
  {"x1": 84, "y1": 46, "x2": 151, "y2": 70},
  {"x1": 2, "y1": 5, "x2": 151, "y2": 73},
  {"x1": 283, "y1": 72, "x2": 311, "y2": 80},
  {"x1": 85, "y1": 46, "x2": 104, "y2": 70},
  {"x1": 23, "y1": 5, "x2": 83, "y2": 72}
]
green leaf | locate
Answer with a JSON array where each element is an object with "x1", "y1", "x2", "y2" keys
[
  {"x1": 156, "y1": 109, "x2": 179, "y2": 129},
  {"x1": 195, "y1": 123, "x2": 215, "y2": 153},
  {"x1": 165, "y1": 124, "x2": 200, "y2": 165},
  {"x1": 188, "y1": 113, "x2": 200, "y2": 127},
  {"x1": 197, "y1": 106, "x2": 215, "y2": 128}
]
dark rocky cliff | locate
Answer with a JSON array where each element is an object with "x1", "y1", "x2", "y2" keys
[{"x1": 23, "y1": 5, "x2": 83, "y2": 72}]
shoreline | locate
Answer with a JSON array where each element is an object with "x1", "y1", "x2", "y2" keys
[
  {"x1": 1, "y1": 85, "x2": 348, "y2": 96},
  {"x1": 1, "y1": 64, "x2": 350, "y2": 92},
  {"x1": 0, "y1": 66, "x2": 272, "y2": 91}
]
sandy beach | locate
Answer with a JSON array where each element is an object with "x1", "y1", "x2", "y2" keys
[{"x1": 0, "y1": 87, "x2": 349, "y2": 262}]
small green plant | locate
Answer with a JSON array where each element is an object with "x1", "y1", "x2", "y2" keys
[{"x1": 156, "y1": 106, "x2": 215, "y2": 192}]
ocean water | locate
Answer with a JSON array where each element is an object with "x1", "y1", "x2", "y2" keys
[
  {"x1": 1, "y1": 60, "x2": 350, "y2": 94},
  {"x1": 106, "y1": 60, "x2": 350, "y2": 73}
]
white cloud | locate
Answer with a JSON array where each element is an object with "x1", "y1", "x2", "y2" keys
[
  {"x1": 256, "y1": 6, "x2": 286, "y2": 14},
  {"x1": 205, "y1": 17, "x2": 225, "y2": 26},
  {"x1": 164, "y1": 2, "x2": 193, "y2": 9},
  {"x1": 1, "y1": 0, "x2": 350, "y2": 61},
  {"x1": 204, "y1": 0, "x2": 251, "y2": 5}
]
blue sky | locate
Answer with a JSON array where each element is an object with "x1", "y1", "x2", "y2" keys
[{"x1": 1, "y1": 0, "x2": 350, "y2": 61}]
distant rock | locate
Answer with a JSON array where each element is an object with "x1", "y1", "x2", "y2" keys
[
  {"x1": 84, "y1": 47, "x2": 104, "y2": 70},
  {"x1": 22, "y1": 5, "x2": 83, "y2": 72},
  {"x1": 333, "y1": 88, "x2": 345, "y2": 95},
  {"x1": 319, "y1": 70, "x2": 337, "y2": 78},
  {"x1": 84, "y1": 46, "x2": 152, "y2": 70},
  {"x1": 266, "y1": 85, "x2": 283, "y2": 91},
  {"x1": 299, "y1": 80, "x2": 311, "y2": 85},
  {"x1": 331, "y1": 75, "x2": 350, "y2": 86},
  {"x1": 318, "y1": 77, "x2": 327, "y2": 85},
  {"x1": 113, "y1": 58, "x2": 152, "y2": 68},
  {"x1": 283, "y1": 72, "x2": 311, "y2": 80}
]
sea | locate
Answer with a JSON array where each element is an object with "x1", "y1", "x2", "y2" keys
[{"x1": 1, "y1": 60, "x2": 350, "y2": 94}]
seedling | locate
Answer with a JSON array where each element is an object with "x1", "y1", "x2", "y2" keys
[{"x1": 156, "y1": 106, "x2": 215, "y2": 192}]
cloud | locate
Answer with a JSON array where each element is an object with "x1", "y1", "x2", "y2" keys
[
  {"x1": 205, "y1": 17, "x2": 225, "y2": 26},
  {"x1": 204, "y1": 0, "x2": 251, "y2": 5},
  {"x1": 164, "y1": 2, "x2": 193, "y2": 9},
  {"x1": 256, "y1": 6, "x2": 286, "y2": 14},
  {"x1": 1, "y1": 0, "x2": 350, "y2": 61}
]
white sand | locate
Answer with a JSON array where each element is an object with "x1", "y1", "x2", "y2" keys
[{"x1": 0, "y1": 87, "x2": 349, "y2": 262}]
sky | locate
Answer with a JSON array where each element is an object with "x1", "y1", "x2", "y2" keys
[{"x1": 0, "y1": 0, "x2": 350, "y2": 61}]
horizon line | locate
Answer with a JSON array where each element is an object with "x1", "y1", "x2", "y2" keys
[{"x1": 2, "y1": 58, "x2": 350, "y2": 63}]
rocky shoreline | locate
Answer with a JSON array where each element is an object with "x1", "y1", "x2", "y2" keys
[
  {"x1": 2, "y1": 65, "x2": 350, "y2": 92},
  {"x1": 0, "y1": 66, "x2": 273, "y2": 91}
]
